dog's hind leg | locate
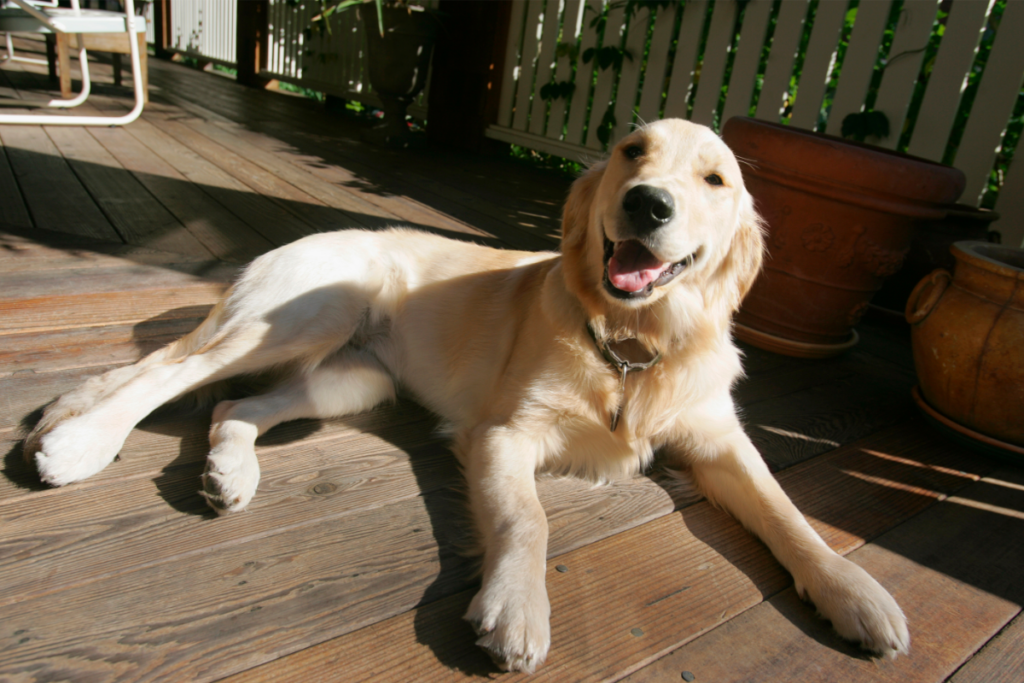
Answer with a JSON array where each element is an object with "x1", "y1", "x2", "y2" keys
[
  {"x1": 30, "y1": 246, "x2": 386, "y2": 487},
  {"x1": 200, "y1": 348, "x2": 396, "y2": 513},
  {"x1": 31, "y1": 323, "x2": 276, "y2": 486},
  {"x1": 22, "y1": 299, "x2": 230, "y2": 460}
]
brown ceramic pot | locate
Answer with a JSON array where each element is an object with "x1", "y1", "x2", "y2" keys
[
  {"x1": 873, "y1": 203, "x2": 1000, "y2": 314},
  {"x1": 721, "y1": 117, "x2": 965, "y2": 356},
  {"x1": 906, "y1": 241, "x2": 1024, "y2": 447}
]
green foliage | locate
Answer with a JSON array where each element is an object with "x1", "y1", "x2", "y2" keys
[
  {"x1": 539, "y1": 81, "x2": 576, "y2": 101},
  {"x1": 310, "y1": 0, "x2": 416, "y2": 38},
  {"x1": 555, "y1": 42, "x2": 579, "y2": 62},
  {"x1": 509, "y1": 145, "x2": 583, "y2": 178},
  {"x1": 277, "y1": 80, "x2": 325, "y2": 102},
  {"x1": 596, "y1": 107, "x2": 617, "y2": 146},
  {"x1": 582, "y1": 45, "x2": 633, "y2": 72}
]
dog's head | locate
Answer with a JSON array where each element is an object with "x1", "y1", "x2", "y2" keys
[{"x1": 561, "y1": 119, "x2": 764, "y2": 341}]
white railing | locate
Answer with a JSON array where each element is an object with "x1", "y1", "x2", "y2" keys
[
  {"x1": 165, "y1": 0, "x2": 430, "y2": 114},
  {"x1": 488, "y1": 0, "x2": 1024, "y2": 248},
  {"x1": 166, "y1": 0, "x2": 237, "y2": 65},
  {"x1": 263, "y1": 0, "x2": 432, "y2": 118}
]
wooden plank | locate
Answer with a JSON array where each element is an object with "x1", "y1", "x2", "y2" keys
[
  {"x1": 545, "y1": 0, "x2": 584, "y2": 141},
  {"x1": 498, "y1": 0, "x2": 530, "y2": 128},
  {"x1": 528, "y1": 0, "x2": 564, "y2": 136},
  {"x1": 118, "y1": 116, "x2": 316, "y2": 248},
  {"x1": 689, "y1": 0, "x2": 738, "y2": 128},
  {"x1": 585, "y1": 1, "x2": 627, "y2": 149},
  {"x1": 0, "y1": 315, "x2": 206, "y2": 378},
  {"x1": 0, "y1": 135, "x2": 33, "y2": 229},
  {"x1": 743, "y1": 362, "x2": 915, "y2": 470},
  {"x1": 564, "y1": 0, "x2": 606, "y2": 146},
  {"x1": 662, "y1": 0, "x2": 711, "y2": 120},
  {"x1": 41, "y1": 125, "x2": 212, "y2": 259},
  {"x1": 871, "y1": 0, "x2": 939, "y2": 149},
  {"x1": 906, "y1": 0, "x2": 991, "y2": 161},
  {"x1": 175, "y1": 119, "x2": 393, "y2": 227},
  {"x1": 221, "y1": 419, "x2": 988, "y2": 683},
  {"x1": 0, "y1": 125, "x2": 120, "y2": 241},
  {"x1": 0, "y1": 229, "x2": 215, "y2": 272},
  {"x1": 0, "y1": 282, "x2": 230, "y2": 335},
  {"x1": 754, "y1": 0, "x2": 810, "y2": 121},
  {"x1": 85, "y1": 121, "x2": 275, "y2": 263},
  {"x1": 624, "y1": 470, "x2": 1024, "y2": 683},
  {"x1": 609, "y1": 4, "x2": 653, "y2": 143},
  {"x1": 244, "y1": 121, "x2": 552, "y2": 250},
  {"x1": 721, "y1": 0, "x2": 774, "y2": 125},
  {"x1": 512, "y1": 1, "x2": 547, "y2": 132},
  {"x1": 951, "y1": 0, "x2": 1024, "y2": 204},
  {"x1": 0, "y1": 260, "x2": 237, "y2": 300},
  {"x1": 823, "y1": 0, "x2": 893, "y2": 136},
  {"x1": 788, "y1": 0, "x2": 847, "y2": 130},
  {"x1": 949, "y1": 611, "x2": 1024, "y2": 683},
  {"x1": 150, "y1": 116, "x2": 360, "y2": 236},
  {"x1": 635, "y1": 2, "x2": 681, "y2": 126}
]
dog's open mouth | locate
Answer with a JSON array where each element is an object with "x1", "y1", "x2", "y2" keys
[{"x1": 603, "y1": 238, "x2": 696, "y2": 300}]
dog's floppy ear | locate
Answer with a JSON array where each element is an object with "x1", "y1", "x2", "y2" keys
[
  {"x1": 561, "y1": 161, "x2": 605, "y2": 251},
  {"x1": 710, "y1": 189, "x2": 766, "y2": 314}
]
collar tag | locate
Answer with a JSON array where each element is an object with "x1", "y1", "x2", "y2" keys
[{"x1": 586, "y1": 323, "x2": 662, "y2": 432}]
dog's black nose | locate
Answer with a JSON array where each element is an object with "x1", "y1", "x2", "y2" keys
[{"x1": 622, "y1": 184, "x2": 674, "y2": 234}]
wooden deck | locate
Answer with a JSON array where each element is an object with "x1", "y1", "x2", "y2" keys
[{"x1": 2, "y1": 39, "x2": 1023, "y2": 683}]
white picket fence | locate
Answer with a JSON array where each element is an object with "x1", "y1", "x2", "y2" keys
[
  {"x1": 165, "y1": 0, "x2": 237, "y2": 65},
  {"x1": 488, "y1": 0, "x2": 1024, "y2": 247},
  {"x1": 166, "y1": 0, "x2": 430, "y2": 117}
]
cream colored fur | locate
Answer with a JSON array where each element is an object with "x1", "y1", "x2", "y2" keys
[{"x1": 23, "y1": 120, "x2": 908, "y2": 672}]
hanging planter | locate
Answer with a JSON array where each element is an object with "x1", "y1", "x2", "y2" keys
[
  {"x1": 906, "y1": 241, "x2": 1024, "y2": 460},
  {"x1": 721, "y1": 116, "x2": 965, "y2": 358},
  {"x1": 361, "y1": 4, "x2": 438, "y2": 147}
]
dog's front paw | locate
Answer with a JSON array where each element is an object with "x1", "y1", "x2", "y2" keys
[
  {"x1": 33, "y1": 418, "x2": 126, "y2": 486},
  {"x1": 798, "y1": 555, "x2": 909, "y2": 658},
  {"x1": 464, "y1": 580, "x2": 551, "y2": 673}
]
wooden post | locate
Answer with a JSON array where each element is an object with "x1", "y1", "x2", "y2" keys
[
  {"x1": 427, "y1": 0, "x2": 513, "y2": 153},
  {"x1": 236, "y1": 0, "x2": 270, "y2": 88},
  {"x1": 152, "y1": 0, "x2": 173, "y2": 59}
]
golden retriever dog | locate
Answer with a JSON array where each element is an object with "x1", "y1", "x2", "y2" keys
[{"x1": 23, "y1": 119, "x2": 908, "y2": 672}]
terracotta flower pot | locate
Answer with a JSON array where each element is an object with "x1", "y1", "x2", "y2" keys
[
  {"x1": 721, "y1": 117, "x2": 965, "y2": 357},
  {"x1": 362, "y1": 5, "x2": 438, "y2": 146},
  {"x1": 873, "y1": 203, "x2": 1000, "y2": 314},
  {"x1": 906, "y1": 241, "x2": 1024, "y2": 449}
]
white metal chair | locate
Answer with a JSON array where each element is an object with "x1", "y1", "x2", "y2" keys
[
  {"x1": 1, "y1": 0, "x2": 56, "y2": 66},
  {"x1": 0, "y1": 0, "x2": 145, "y2": 125}
]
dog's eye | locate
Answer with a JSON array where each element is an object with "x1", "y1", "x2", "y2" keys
[
  {"x1": 624, "y1": 145, "x2": 644, "y2": 160},
  {"x1": 705, "y1": 173, "x2": 724, "y2": 186}
]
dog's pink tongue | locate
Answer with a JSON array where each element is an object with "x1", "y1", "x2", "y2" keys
[{"x1": 608, "y1": 241, "x2": 669, "y2": 292}]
